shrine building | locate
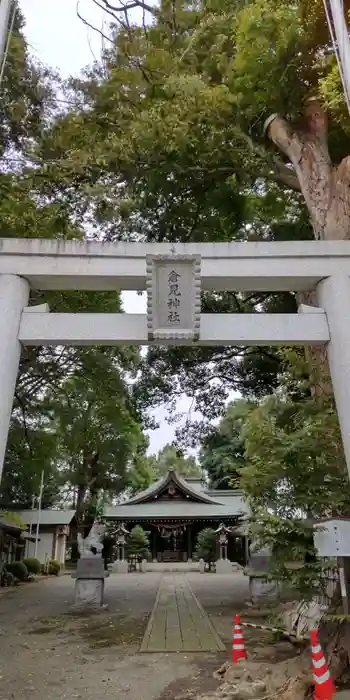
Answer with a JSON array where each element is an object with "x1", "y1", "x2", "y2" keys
[{"x1": 104, "y1": 470, "x2": 250, "y2": 564}]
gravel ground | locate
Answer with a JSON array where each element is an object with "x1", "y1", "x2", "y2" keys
[{"x1": 0, "y1": 571, "x2": 250, "y2": 700}]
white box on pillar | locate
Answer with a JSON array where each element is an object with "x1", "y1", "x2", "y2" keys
[{"x1": 313, "y1": 519, "x2": 350, "y2": 557}]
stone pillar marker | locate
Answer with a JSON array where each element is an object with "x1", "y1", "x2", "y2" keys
[
  {"x1": 71, "y1": 522, "x2": 109, "y2": 612},
  {"x1": 248, "y1": 543, "x2": 279, "y2": 603},
  {"x1": 0, "y1": 274, "x2": 30, "y2": 482}
]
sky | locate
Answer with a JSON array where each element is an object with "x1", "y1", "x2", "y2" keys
[{"x1": 18, "y1": 0, "x2": 204, "y2": 454}]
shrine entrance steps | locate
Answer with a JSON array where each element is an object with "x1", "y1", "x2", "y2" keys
[
  {"x1": 146, "y1": 561, "x2": 200, "y2": 572},
  {"x1": 140, "y1": 574, "x2": 225, "y2": 653}
]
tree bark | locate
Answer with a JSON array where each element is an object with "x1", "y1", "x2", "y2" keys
[
  {"x1": 265, "y1": 99, "x2": 350, "y2": 401},
  {"x1": 266, "y1": 99, "x2": 350, "y2": 241},
  {"x1": 266, "y1": 100, "x2": 350, "y2": 400},
  {"x1": 70, "y1": 450, "x2": 100, "y2": 561}
]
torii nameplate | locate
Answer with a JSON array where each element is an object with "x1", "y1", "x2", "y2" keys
[{"x1": 146, "y1": 254, "x2": 201, "y2": 341}]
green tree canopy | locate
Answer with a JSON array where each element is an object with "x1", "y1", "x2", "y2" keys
[
  {"x1": 34, "y1": 0, "x2": 348, "y2": 435},
  {"x1": 150, "y1": 445, "x2": 201, "y2": 478},
  {"x1": 125, "y1": 525, "x2": 150, "y2": 562},
  {"x1": 127, "y1": 443, "x2": 202, "y2": 494},
  {"x1": 240, "y1": 350, "x2": 349, "y2": 520},
  {"x1": 195, "y1": 527, "x2": 217, "y2": 566},
  {"x1": 45, "y1": 346, "x2": 144, "y2": 530},
  {"x1": 200, "y1": 350, "x2": 349, "y2": 593},
  {"x1": 0, "y1": 12, "x2": 146, "y2": 509},
  {"x1": 199, "y1": 399, "x2": 256, "y2": 488},
  {"x1": 4, "y1": 1, "x2": 350, "y2": 504}
]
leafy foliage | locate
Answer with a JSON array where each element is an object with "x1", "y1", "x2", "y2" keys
[
  {"x1": 127, "y1": 452, "x2": 157, "y2": 494},
  {"x1": 200, "y1": 399, "x2": 256, "y2": 488},
  {"x1": 0, "y1": 12, "x2": 146, "y2": 517},
  {"x1": 241, "y1": 352, "x2": 349, "y2": 519},
  {"x1": 66, "y1": 0, "x2": 343, "y2": 431},
  {"x1": 2, "y1": 570, "x2": 16, "y2": 587},
  {"x1": 25, "y1": 0, "x2": 331, "y2": 434},
  {"x1": 48, "y1": 560, "x2": 60, "y2": 576},
  {"x1": 51, "y1": 351, "x2": 142, "y2": 498},
  {"x1": 195, "y1": 527, "x2": 217, "y2": 565},
  {"x1": 150, "y1": 445, "x2": 201, "y2": 478},
  {"x1": 6, "y1": 561, "x2": 28, "y2": 581},
  {"x1": 125, "y1": 525, "x2": 150, "y2": 562},
  {"x1": 23, "y1": 557, "x2": 41, "y2": 575},
  {"x1": 199, "y1": 350, "x2": 349, "y2": 594},
  {"x1": 7, "y1": 0, "x2": 345, "y2": 446},
  {"x1": 127, "y1": 444, "x2": 201, "y2": 494},
  {"x1": 3, "y1": 0, "x2": 350, "y2": 524}
]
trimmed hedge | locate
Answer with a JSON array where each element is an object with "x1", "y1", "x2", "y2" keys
[
  {"x1": 3, "y1": 570, "x2": 16, "y2": 587},
  {"x1": 23, "y1": 557, "x2": 41, "y2": 575},
  {"x1": 6, "y1": 561, "x2": 28, "y2": 581},
  {"x1": 48, "y1": 560, "x2": 60, "y2": 576}
]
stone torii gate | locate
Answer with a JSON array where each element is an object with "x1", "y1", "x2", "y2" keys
[{"x1": 0, "y1": 238, "x2": 350, "y2": 484}]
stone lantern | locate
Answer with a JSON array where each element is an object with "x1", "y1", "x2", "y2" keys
[
  {"x1": 116, "y1": 522, "x2": 128, "y2": 560},
  {"x1": 111, "y1": 522, "x2": 129, "y2": 574},
  {"x1": 215, "y1": 523, "x2": 232, "y2": 573}
]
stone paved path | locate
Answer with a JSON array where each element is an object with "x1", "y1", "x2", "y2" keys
[{"x1": 140, "y1": 574, "x2": 225, "y2": 653}]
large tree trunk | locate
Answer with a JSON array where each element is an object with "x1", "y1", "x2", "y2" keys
[
  {"x1": 265, "y1": 99, "x2": 350, "y2": 399},
  {"x1": 70, "y1": 450, "x2": 100, "y2": 561},
  {"x1": 266, "y1": 98, "x2": 350, "y2": 241}
]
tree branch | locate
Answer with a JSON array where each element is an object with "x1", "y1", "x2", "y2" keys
[
  {"x1": 265, "y1": 162, "x2": 301, "y2": 192},
  {"x1": 264, "y1": 114, "x2": 297, "y2": 158},
  {"x1": 97, "y1": 0, "x2": 156, "y2": 16},
  {"x1": 76, "y1": 2, "x2": 115, "y2": 44},
  {"x1": 265, "y1": 103, "x2": 334, "y2": 239},
  {"x1": 14, "y1": 391, "x2": 34, "y2": 460}
]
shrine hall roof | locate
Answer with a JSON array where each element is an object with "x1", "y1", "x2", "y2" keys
[
  {"x1": 103, "y1": 496, "x2": 249, "y2": 521},
  {"x1": 13, "y1": 509, "x2": 76, "y2": 527},
  {"x1": 125, "y1": 470, "x2": 217, "y2": 505},
  {"x1": 104, "y1": 471, "x2": 250, "y2": 521}
]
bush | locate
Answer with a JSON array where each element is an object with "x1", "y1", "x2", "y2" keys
[
  {"x1": 48, "y1": 560, "x2": 60, "y2": 576},
  {"x1": 6, "y1": 561, "x2": 28, "y2": 581},
  {"x1": 23, "y1": 557, "x2": 41, "y2": 575},
  {"x1": 195, "y1": 528, "x2": 217, "y2": 567},
  {"x1": 3, "y1": 570, "x2": 15, "y2": 587},
  {"x1": 125, "y1": 525, "x2": 150, "y2": 563}
]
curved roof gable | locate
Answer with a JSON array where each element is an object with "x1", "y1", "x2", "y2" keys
[{"x1": 126, "y1": 470, "x2": 220, "y2": 505}]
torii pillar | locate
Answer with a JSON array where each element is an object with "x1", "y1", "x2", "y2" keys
[
  {"x1": 317, "y1": 275, "x2": 350, "y2": 477},
  {"x1": 0, "y1": 274, "x2": 29, "y2": 480},
  {"x1": 317, "y1": 274, "x2": 350, "y2": 612}
]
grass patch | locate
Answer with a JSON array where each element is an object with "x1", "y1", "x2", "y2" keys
[
  {"x1": 27, "y1": 615, "x2": 66, "y2": 635},
  {"x1": 26, "y1": 613, "x2": 81, "y2": 636},
  {"x1": 77, "y1": 613, "x2": 148, "y2": 649},
  {"x1": 25, "y1": 612, "x2": 148, "y2": 650}
]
